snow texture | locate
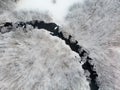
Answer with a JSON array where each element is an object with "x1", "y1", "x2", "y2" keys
[
  {"x1": 16, "y1": 0, "x2": 84, "y2": 23},
  {"x1": 0, "y1": 29, "x2": 89, "y2": 90},
  {"x1": 0, "y1": 0, "x2": 120, "y2": 90}
]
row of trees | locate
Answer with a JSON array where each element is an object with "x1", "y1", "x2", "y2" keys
[{"x1": 65, "y1": 0, "x2": 120, "y2": 90}]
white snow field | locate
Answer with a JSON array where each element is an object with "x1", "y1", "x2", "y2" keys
[
  {"x1": 0, "y1": 0, "x2": 120, "y2": 90},
  {"x1": 0, "y1": 29, "x2": 89, "y2": 90},
  {"x1": 16, "y1": 0, "x2": 84, "y2": 23}
]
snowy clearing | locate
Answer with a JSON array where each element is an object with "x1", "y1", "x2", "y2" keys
[{"x1": 16, "y1": 0, "x2": 84, "y2": 22}]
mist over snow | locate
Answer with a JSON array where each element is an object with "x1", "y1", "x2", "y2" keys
[{"x1": 16, "y1": 0, "x2": 84, "y2": 23}]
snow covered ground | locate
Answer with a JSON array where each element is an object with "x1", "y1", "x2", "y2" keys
[
  {"x1": 0, "y1": 29, "x2": 89, "y2": 90},
  {"x1": 16, "y1": 0, "x2": 84, "y2": 23},
  {"x1": 0, "y1": 0, "x2": 120, "y2": 90}
]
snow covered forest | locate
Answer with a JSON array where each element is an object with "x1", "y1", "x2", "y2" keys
[{"x1": 0, "y1": 0, "x2": 120, "y2": 90}]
